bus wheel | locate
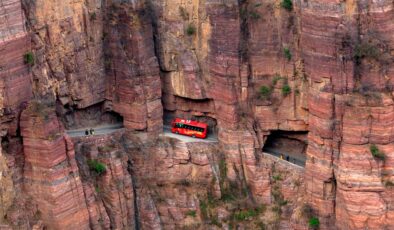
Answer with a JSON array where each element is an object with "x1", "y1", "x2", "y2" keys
[
  {"x1": 175, "y1": 131, "x2": 179, "y2": 134},
  {"x1": 192, "y1": 134, "x2": 196, "y2": 138}
]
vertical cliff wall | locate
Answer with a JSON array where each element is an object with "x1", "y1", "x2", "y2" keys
[
  {"x1": 0, "y1": 0, "x2": 32, "y2": 136},
  {"x1": 105, "y1": 0, "x2": 162, "y2": 132},
  {"x1": 20, "y1": 102, "x2": 90, "y2": 229},
  {"x1": 22, "y1": 0, "x2": 106, "y2": 108},
  {"x1": 0, "y1": 0, "x2": 393, "y2": 229}
]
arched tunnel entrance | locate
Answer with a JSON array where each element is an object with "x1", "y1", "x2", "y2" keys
[
  {"x1": 58, "y1": 100, "x2": 124, "y2": 130},
  {"x1": 163, "y1": 110, "x2": 218, "y2": 138},
  {"x1": 263, "y1": 130, "x2": 308, "y2": 167}
]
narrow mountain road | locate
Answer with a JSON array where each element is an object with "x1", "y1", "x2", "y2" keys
[
  {"x1": 65, "y1": 124, "x2": 124, "y2": 137},
  {"x1": 162, "y1": 125, "x2": 218, "y2": 143},
  {"x1": 66, "y1": 123, "x2": 218, "y2": 143}
]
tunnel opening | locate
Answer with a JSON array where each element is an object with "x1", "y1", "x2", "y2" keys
[
  {"x1": 57, "y1": 100, "x2": 124, "y2": 129},
  {"x1": 163, "y1": 110, "x2": 217, "y2": 136},
  {"x1": 263, "y1": 130, "x2": 308, "y2": 167}
]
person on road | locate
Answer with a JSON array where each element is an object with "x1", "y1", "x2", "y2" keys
[
  {"x1": 85, "y1": 129, "x2": 89, "y2": 136},
  {"x1": 90, "y1": 128, "x2": 95, "y2": 135}
]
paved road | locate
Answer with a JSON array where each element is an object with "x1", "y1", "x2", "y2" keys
[
  {"x1": 162, "y1": 125, "x2": 218, "y2": 143},
  {"x1": 263, "y1": 147, "x2": 306, "y2": 167},
  {"x1": 66, "y1": 123, "x2": 218, "y2": 143},
  {"x1": 66, "y1": 124, "x2": 124, "y2": 137}
]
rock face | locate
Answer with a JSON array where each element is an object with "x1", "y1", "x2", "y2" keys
[
  {"x1": 0, "y1": 0, "x2": 393, "y2": 229},
  {"x1": 20, "y1": 102, "x2": 90, "y2": 229},
  {"x1": 300, "y1": 1, "x2": 394, "y2": 229},
  {"x1": 0, "y1": 0, "x2": 32, "y2": 135},
  {"x1": 0, "y1": 145, "x2": 14, "y2": 224},
  {"x1": 72, "y1": 131, "x2": 136, "y2": 230},
  {"x1": 105, "y1": 1, "x2": 162, "y2": 132},
  {"x1": 23, "y1": 0, "x2": 106, "y2": 108}
]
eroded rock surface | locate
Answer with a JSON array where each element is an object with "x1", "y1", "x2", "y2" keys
[{"x1": 0, "y1": 0, "x2": 393, "y2": 229}]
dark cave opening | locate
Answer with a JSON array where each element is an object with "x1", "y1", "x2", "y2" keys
[
  {"x1": 163, "y1": 110, "x2": 217, "y2": 136},
  {"x1": 57, "y1": 101, "x2": 124, "y2": 129},
  {"x1": 263, "y1": 130, "x2": 308, "y2": 167}
]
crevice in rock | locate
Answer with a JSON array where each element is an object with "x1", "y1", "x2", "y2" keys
[{"x1": 127, "y1": 159, "x2": 140, "y2": 230}]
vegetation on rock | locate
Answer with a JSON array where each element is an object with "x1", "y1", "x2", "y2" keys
[
  {"x1": 259, "y1": 85, "x2": 272, "y2": 99},
  {"x1": 186, "y1": 210, "x2": 197, "y2": 217},
  {"x1": 283, "y1": 47, "x2": 292, "y2": 60},
  {"x1": 282, "y1": 84, "x2": 291, "y2": 96},
  {"x1": 24, "y1": 52, "x2": 35, "y2": 66},
  {"x1": 281, "y1": 0, "x2": 293, "y2": 11},
  {"x1": 370, "y1": 144, "x2": 385, "y2": 161},
  {"x1": 309, "y1": 217, "x2": 320, "y2": 229},
  {"x1": 186, "y1": 24, "x2": 196, "y2": 36},
  {"x1": 87, "y1": 159, "x2": 107, "y2": 175}
]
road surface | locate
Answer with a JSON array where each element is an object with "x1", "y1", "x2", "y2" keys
[
  {"x1": 162, "y1": 125, "x2": 218, "y2": 143},
  {"x1": 66, "y1": 123, "x2": 218, "y2": 143},
  {"x1": 263, "y1": 147, "x2": 306, "y2": 167},
  {"x1": 66, "y1": 124, "x2": 124, "y2": 137}
]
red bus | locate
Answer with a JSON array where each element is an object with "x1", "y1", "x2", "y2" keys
[{"x1": 171, "y1": 118, "x2": 208, "y2": 139}]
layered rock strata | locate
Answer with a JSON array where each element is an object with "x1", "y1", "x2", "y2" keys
[
  {"x1": 105, "y1": 1, "x2": 162, "y2": 132},
  {"x1": 20, "y1": 102, "x2": 90, "y2": 229}
]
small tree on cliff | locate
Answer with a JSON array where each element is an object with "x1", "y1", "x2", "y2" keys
[
  {"x1": 281, "y1": 0, "x2": 293, "y2": 11},
  {"x1": 282, "y1": 84, "x2": 291, "y2": 96},
  {"x1": 24, "y1": 52, "x2": 35, "y2": 66},
  {"x1": 87, "y1": 159, "x2": 107, "y2": 175},
  {"x1": 370, "y1": 144, "x2": 385, "y2": 161},
  {"x1": 259, "y1": 85, "x2": 272, "y2": 99},
  {"x1": 309, "y1": 217, "x2": 320, "y2": 229},
  {"x1": 186, "y1": 24, "x2": 196, "y2": 36}
]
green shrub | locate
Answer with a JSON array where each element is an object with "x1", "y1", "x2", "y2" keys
[
  {"x1": 186, "y1": 24, "x2": 196, "y2": 36},
  {"x1": 199, "y1": 199, "x2": 208, "y2": 219},
  {"x1": 234, "y1": 209, "x2": 257, "y2": 221},
  {"x1": 281, "y1": 0, "x2": 293, "y2": 11},
  {"x1": 272, "y1": 75, "x2": 283, "y2": 86},
  {"x1": 87, "y1": 159, "x2": 107, "y2": 175},
  {"x1": 354, "y1": 42, "x2": 380, "y2": 62},
  {"x1": 90, "y1": 12, "x2": 97, "y2": 21},
  {"x1": 259, "y1": 85, "x2": 272, "y2": 99},
  {"x1": 250, "y1": 11, "x2": 261, "y2": 20},
  {"x1": 186, "y1": 210, "x2": 197, "y2": 217},
  {"x1": 24, "y1": 52, "x2": 35, "y2": 66},
  {"x1": 221, "y1": 193, "x2": 236, "y2": 202},
  {"x1": 272, "y1": 174, "x2": 282, "y2": 181},
  {"x1": 309, "y1": 217, "x2": 320, "y2": 229},
  {"x1": 370, "y1": 144, "x2": 385, "y2": 161},
  {"x1": 232, "y1": 205, "x2": 265, "y2": 221},
  {"x1": 282, "y1": 84, "x2": 291, "y2": 96},
  {"x1": 283, "y1": 47, "x2": 292, "y2": 60}
]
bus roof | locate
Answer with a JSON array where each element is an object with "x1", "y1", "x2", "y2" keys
[{"x1": 173, "y1": 118, "x2": 208, "y2": 128}]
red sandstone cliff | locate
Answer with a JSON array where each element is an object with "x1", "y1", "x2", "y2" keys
[{"x1": 0, "y1": 0, "x2": 393, "y2": 229}]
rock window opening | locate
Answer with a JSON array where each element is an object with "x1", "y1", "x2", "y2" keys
[{"x1": 263, "y1": 130, "x2": 308, "y2": 167}]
